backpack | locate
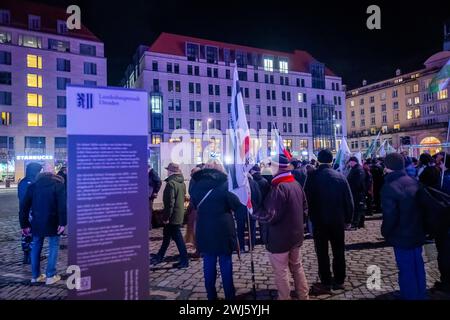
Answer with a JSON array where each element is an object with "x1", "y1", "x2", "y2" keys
[{"x1": 416, "y1": 184, "x2": 450, "y2": 237}]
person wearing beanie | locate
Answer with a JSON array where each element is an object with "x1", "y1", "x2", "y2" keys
[
  {"x1": 304, "y1": 149, "x2": 354, "y2": 295},
  {"x1": 418, "y1": 153, "x2": 441, "y2": 189},
  {"x1": 17, "y1": 162, "x2": 43, "y2": 265},
  {"x1": 381, "y1": 153, "x2": 426, "y2": 300},
  {"x1": 252, "y1": 153, "x2": 309, "y2": 300},
  {"x1": 346, "y1": 156, "x2": 367, "y2": 229}
]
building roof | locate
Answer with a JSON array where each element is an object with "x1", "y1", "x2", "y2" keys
[
  {"x1": 0, "y1": 0, "x2": 101, "y2": 42},
  {"x1": 149, "y1": 32, "x2": 336, "y2": 76}
]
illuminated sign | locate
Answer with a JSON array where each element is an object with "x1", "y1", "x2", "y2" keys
[{"x1": 16, "y1": 155, "x2": 54, "y2": 161}]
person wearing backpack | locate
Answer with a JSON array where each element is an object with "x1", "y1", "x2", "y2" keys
[{"x1": 381, "y1": 153, "x2": 426, "y2": 300}]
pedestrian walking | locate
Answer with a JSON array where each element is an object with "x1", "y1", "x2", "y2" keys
[{"x1": 347, "y1": 156, "x2": 367, "y2": 229}]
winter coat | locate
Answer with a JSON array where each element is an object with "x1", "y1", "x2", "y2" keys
[
  {"x1": 190, "y1": 169, "x2": 242, "y2": 255},
  {"x1": 19, "y1": 173, "x2": 67, "y2": 237},
  {"x1": 149, "y1": 169, "x2": 162, "y2": 197},
  {"x1": 252, "y1": 172, "x2": 270, "y2": 199},
  {"x1": 256, "y1": 172, "x2": 307, "y2": 254},
  {"x1": 291, "y1": 168, "x2": 308, "y2": 188},
  {"x1": 18, "y1": 163, "x2": 42, "y2": 204},
  {"x1": 418, "y1": 165, "x2": 441, "y2": 189},
  {"x1": 347, "y1": 164, "x2": 366, "y2": 210},
  {"x1": 162, "y1": 173, "x2": 186, "y2": 225},
  {"x1": 304, "y1": 164, "x2": 354, "y2": 228},
  {"x1": 381, "y1": 170, "x2": 425, "y2": 248},
  {"x1": 370, "y1": 164, "x2": 384, "y2": 191}
]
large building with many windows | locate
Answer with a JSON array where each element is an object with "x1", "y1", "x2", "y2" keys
[
  {"x1": 122, "y1": 32, "x2": 346, "y2": 167},
  {"x1": 346, "y1": 49, "x2": 450, "y2": 158},
  {"x1": 0, "y1": 0, "x2": 106, "y2": 181}
]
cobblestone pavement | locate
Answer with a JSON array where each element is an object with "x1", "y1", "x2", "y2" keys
[{"x1": 1, "y1": 189, "x2": 449, "y2": 300}]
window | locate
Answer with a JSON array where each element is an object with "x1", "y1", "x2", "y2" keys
[
  {"x1": 189, "y1": 82, "x2": 194, "y2": 94},
  {"x1": 279, "y1": 60, "x2": 288, "y2": 73},
  {"x1": 360, "y1": 108, "x2": 365, "y2": 115},
  {"x1": 168, "y1": 99, "x2": 174, "y2": 111},
  {"x1": 19, "y1": 35, "x2": 42, "y2": 48},
  {"x1": 0, "y1": 72, "x2": 11, "y2": 85},
  {"x1": 287, "y1": 92, "x2": 291, "y2": 101},
  {"x1": 215, "y1": 85, "x2": 220, "y2": 96},
  {"x1": 256, "y1": 106, "x2": 261, "y2": 115},
  {"x1": 186, "y1": 43, "x2": 199, "y2": 61},
  {"x1": 56, "y1": 58, "x2": 70, "y2": 72},
  {"x1": 282, "y1": 92, "x2": 286, "y2": 101},
  {"x1": 304, "y1": 109, "x2": 307, "y2": 118},
  {"x1": 80, "y1": 44, "x2": 96, "y2": 56},
  {"x1": 0, "y1": 51, "x2": 11, "y2": 65},
  {"x1": 371, "y1": 117, "x2": 376, "y2": 125},
  {"x1": 265, "y1": 74, "x2": 269, "y2": 83},
  {"x1": 360, "y1": 119, "x2": 366, "y2": 127},
  {"x1": 27, "y1": 93, "x2": 43, "y2": 107},
  {"x1": 187, "y1": 65, "x2": 192, "y2": 75},
  {"x1": 1, "y1": 112, "x2": 11, "y2": 125},
  {"x1": 0, "y1": 31, "x2": 11, "y2": 44},
  {"x1": 266, "y1": 90, "x2": 270, "y2": 100},
  {"x1": 226, "y1": 69, "x2": 231, "y2": 79},
  {"x1": 370, "y1": 106, "x2": 375, "y2": 114},
  {"x1": 413, "y1": 84, "x2": 419, "y2": 92},
  {"x1": 310, "y1": 62, "x2": 325, "y2": 89},
  {"x1": 407, "y1": 110, "x2": 413, "y2": 120},
  {"x1": 168, "y1": 81, "x2": 174, "y2": 92},
  {"x1": 254, "y1": 73, "x2": 259, "y2": 82},
  {"x1": 189, "y1": 101, "x2": 195, "y2": 112},
  {"x1": 194, "y1": 66, "x2": 200, "y2": 76},
  {"x1": 438, "y1": 89, "x2": 448, "y2": 100},
  {"x1": 392, "y1": 90, "x2": 398, "y2": 98},
  {"x1": 167, "y1": 63, "x2": 172, "y2": 73},
  {"x1": 238, "y1": 71, "x2": 247, "y2": 81},
  {"x1": 394, "y1": 113, "x2": 399, "y2": 121},
  {"x1": 393, "y1": 101, "x2": 399, "y2": 109},
  {"x1": 382, "y1": 115, "x2": 387, "y2": 123},
  {"x1": 174, "y1": 64, "x2": 179, "y2": 74},
  {"x1": 272, "y1": 91, "x2": 276, "y2": 100},
  {"x1": 297, "y1": 93, "x2": 304, "y2": 103},
  {"x1": 175, "y1": 81, "x2": 181, "y2": 92},
  {"x1": 209, "y1": 85, "x2": 214, "y2": 95},
  {"x1": 27, "y1": 74, "x2": 42, "y2": 88},
  {"x1": 57, "y1": 77, "x2": 70, "y2": 90},
  {"x1": 209, "y1": 102, "x2": 214, "y2": 113},
  {"x1": 360, "y1": 98, "x2": 364, "y2": 105},
  {"x1": 351, "y1": 121, "x2": 355, "y2": 128},
  {"x1": 415, "y1": 109, "x2": 421, "y2": 118},
  {"x1": 236, "y1": 51, "x2": 246, "y2": 68},
  {"x1": 169, "y1": 118, "x2": 174, "y2": 130},
  {"x1": 0, "y1": 10, "x2": 11, "y2": 25},
  {"x1": 57, "y1": 20, "x2": 68, "y2": 34},
  {"x1": 48, "y1": 39, "x2": 69, "y2": 52},
  {"x1": 213, "y1": 68, "x2": 218, "y2": 78},
  {"x1": 0, "y1": 91, "x2": 11, "y2": 105},
  {"x1": 206, "y1": 46, "x2": 218, "y2": 64},
  {"x1": 196, "y1": 101, "x2": 201, "y2": 112},
  {"x1": 190, "y1": 119, "x2": 195, "y2": 131},
  {"x1": 245, "y1": 105, "x2": 250, "y2": 115},
  {"x1": 272, "y1": 106, "x2": 277, "y2": 116},
  {"x1": 270, "y1": 75, "x2": 274, "y2": 84},
  {"x1": 57, "y1": 96, "x2": 66, "y2": 109},
  {"x1": 381, "y1": 104, "x2": 387, "y2": 112},
  {"x1": 28, "y1": 15, "x2": 41, "y2": 30},
  {"x1": 175, "y1": 99, "x2": 181, "y2": 111},
  {"x1": 27, "y1": 55, "x2": 42, "y2": 69},
  {"x1": 57, "y1": 115, "x2": 66, "y2": 128},
  {"x1": 406, "y1": 98, "x2": 413, "y2": 106},
  {"x1": 301, "y1": 79, "x2": 305, "y2": 87},
  {"x1": 282, "y1": 107, "x2": 286, "y2": 117},
  {"x1": 152, "y1": 135, "x2": 162, "y2": 145},
  {"x1": 84, "y1": 62, "x2": 97, "y2": 75},
  {"x1": 256, "y1": 89, "x2": 260, "y2": 99},
  {"x1": 207, "y1": 67, "x2": 212, "y2": 77},
  {"x1": 215, "y1": 102, "x2": 221, "y2": 113},
  {"x1": 288, "y1": 108, "x2": 292, "y2": 117},
  {"x1": 283, "y1": 123, "x2": 287, "y2": 133},
  {"x1": 267, "y1": 106, "x2": 271, "y2": 116},
  {"x1": 257, "y1": 122, "x2": 261, "y2": 130},
  {"x1": 264, "y1": 58, "x2": 273, "y2": 72},
  {"x1": 350, "y1": 100, "x2": 355, "y2": 107},
  {"x1": 27, "y1": 113, "x2": 42, "y2": 127},
  {"x1": 84, "y1": 80, "x2": 96, "y2": 86},
  {"x1": 304, "y1": 124, "x2": 308, "y2": 133},
  {"x1": 414, "y1": 96, "x2": 420, "y2": 105},
  {"x1": 195, "y1": 83, "x2": 201, "y2": 94},
  {"x1": 150, "y1": 95, "x2": 162, "y2": 113},
  {"x1": 351, "y1": 110, "x2": 355, "y2": 117}
]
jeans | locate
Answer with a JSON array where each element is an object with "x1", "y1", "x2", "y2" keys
[
  {"x1": 31, "y1": 236, "x2": 60, "y2": 279},
  {"x1": 235, "y1": 207, "x2": 256, "y2": 251},
  {"x1": 157, "y1": 224, "x2": 188, "y2": 264},
  {"x1": 313, "y1": 224, "x2": 346, "y2": 286},
  {"x1": 393, "y1": 246, "x2": 427, "y2": 300},
  {"x1": 269, "y1": 246, "x2": 309, "y2": 300},
  {"x1": 203, "y1": 254, "x2": 235, "y2": 300}
]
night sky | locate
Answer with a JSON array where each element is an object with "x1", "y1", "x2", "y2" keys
[{"x1": 29, "y1": 0, "x2": 450, "y2": 89}]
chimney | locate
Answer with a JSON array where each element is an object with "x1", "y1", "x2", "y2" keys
[
  {"x1": 395, "y1": 69, "x2": 401, "y2": 76},
  {"x1": 362, "y1": 79, "x2": 367, "y2": 86}
]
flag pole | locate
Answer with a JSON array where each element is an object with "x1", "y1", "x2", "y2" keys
[
  {"x1": 246, "y1": 208, "x2": 257, "y2": 300},
  {"x1": 441, "y1": 118, "x2": 450, "y2": 188}
]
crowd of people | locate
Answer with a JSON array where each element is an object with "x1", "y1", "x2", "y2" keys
[{"x1": 151, "y1": 149, "x2": 450, "y2": 300}]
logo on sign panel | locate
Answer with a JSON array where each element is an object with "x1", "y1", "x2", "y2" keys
[{"x1": 77, "y1": 93, "x2": 93, "y2": 109}]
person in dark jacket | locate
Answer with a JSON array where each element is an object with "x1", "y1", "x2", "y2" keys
[
  {"x1": 148, "y1": 166, "x2": 162, "y2": 229},
  {"x1": 347, "y1": 157, "x2": 366, "y2": 229},
  {"x1": 190, "y1": 162, "x2": 242, "y2": 300},
  {"x1": 363, "y1": 161, "x2": 374, "y2": 216},
  {"x1": 19, "y1": 172, "x2": 66, "y2": 285},
  {"x1": 305, "y1": 149, "x2": 354, "y2": 295},
  {"x1": 56, "y1": 166, "x2": 67, "y2": 191},
  {"x1": 418, "y1": 153, "x2": 441, "y2": 189},
  {"x1": 381, "y1": 153, "x2": 426, "y2": 300},
  {"x1": 17, "y1": 162, "x2": 43, "y2": 264},
  {"x1": 153, "y1": 162, "x2": 188, "y2": 268},
  {"x1": 250, "y1": 165, "x2": 270, "y2": 199},
  {"x1": 370, "y1": 159, "x2": 384, "y2": 212},
  {"x1": 254, "y1": 154, "x2": 309, "y2": 300}
]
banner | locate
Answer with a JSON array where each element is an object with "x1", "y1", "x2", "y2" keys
[{"x1": 67, "y1": 86, "x2": 149, "y2": 299}]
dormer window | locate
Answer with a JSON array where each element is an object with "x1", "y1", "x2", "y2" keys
[
  {"x1": 264, "y1": 57, "x2": 273, "y2": 72},
  {"x1": 28, "y1": 15, "x2": 41, "y2": 30},
  {"x1": 186, "y1": 43, "x2": 199, "y2": 62},
  {"x1": 279, "y1": 58, "x2": 288, "y2": 73}
]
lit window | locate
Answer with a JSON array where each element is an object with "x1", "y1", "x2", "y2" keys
[
  {"x1": 438, "y1": 89, "x2": 448, "y2": 100},
  {"x1": 394, "y1": 124, "x2": 400, "y2": 130},
  {"x1": 415, "y1": 109, "x2": 421, "y2": 118},
  {"x1": 297, "y1": 92, "x2": 304, "y2": 103},
  {"x1": 151, "y1": 95, "x2": 162, "y2": 113},
  {"x1": 350, "y1": 100, "x2": 355, "y2": 107},
  {"x1": 27, "y1": 74, "x2": 42, "y2": 88},
  {"x1": 413, "y1": 84, "x2": 419, "y2": 92},
  {"x1": 1, "y1": 111, "x2": 12, "y2": 125},
  {"x1": 152, "y1": 135, "x2": 161, "y2": 145},
  {"x1": 407, "y1": 110, "x2": 413, "y2": 120},
  {"x1": 27, "y1": 55, "x2": 42, "y2": 69},
  {"x1": 27, "y1": 113, "x2": 42, "y2": 127},
  {"x1": 264, "y1": 58, "x2": 273, "y2": 72},
  {"x1": 279, "y1": 60, "x2": 288, "y2": 73},
  {"x1": 27, "y1": 93, "x2": 42, "y2": 107},
  {"x1": 414, "y1": 96, "x2": 420, "y2": 104}
]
